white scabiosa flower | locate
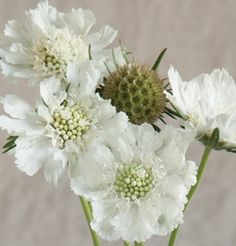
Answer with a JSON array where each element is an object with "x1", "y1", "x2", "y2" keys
[
  {"x1": 0, "y1": 1, "x2": 118, "y2": 84},
  {"x1": 166, "y1": 67, "x2": 236, "y2": 150},
  {"x1": 71, "y1": 124, "x2": 197, "y2": 242},
  {"x1": 0, "y1": 63, "x2": 127, "y2": 185}
]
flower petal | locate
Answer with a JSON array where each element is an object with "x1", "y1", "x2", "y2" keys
[
  {"x1": 15, "y1": 136, "x2": 50, "y2": 176},
  {"x1": 0, "y1": 115, "x2": 43, "y2": 135},
  {"x1": 62, "y1": 9, "x2": 96, "y2": 35},
  {"x1": 40, "y1": 77, "x2": 65, "y2": 108},
  {"x1": 91, "y1": 201, "x2": 120, "y2": 241},
  {"x1": 70, "y1": 145, "x2": 116, "y2": 199},
  {"x1": 29, "y1": 1, "x2": 57, "y2": 31},
  {"x1": 90, "y1": 25, "x2": 117, "y2": 51},
  {"x1": 0, "y1": 95, "x2": 33, "y2": 119},
  {"x1": 67, "y1": 61, "x2": 100, "y2": 95},
  {"x1": 43, "y1": 150, "x2": 67, "y2": 186}
]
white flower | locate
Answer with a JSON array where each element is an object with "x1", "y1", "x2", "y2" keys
[
  {"x1": 0, "y1": 63, "x2": 128, "y2": 185},
  {"x1": 71, "y1": 124, "x2": 197, "y2": 242},
  {"x1": 166, "y1": 67, "x2": 236, "y2": 149},
  {"x1": 0, "y1": 1, "x2": 118, "y2": 84}
]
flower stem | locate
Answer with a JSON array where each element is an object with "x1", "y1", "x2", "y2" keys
[
  {"x1": 134, "y1": 242, "x2": 144, "y2": 246},
  {"x1": 124, "y1": 242, "x2": 131, "y2": 246},
  {"x1": 168, "y1": 145, "x2": 212, "y2": 246},
  {"x1": 79, "y1": 196, "x2": 100, "y2": 246}
]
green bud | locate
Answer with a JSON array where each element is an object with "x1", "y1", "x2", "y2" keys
[{"x1": 100, "y1": 63, "x2": 167, "y2": 125}]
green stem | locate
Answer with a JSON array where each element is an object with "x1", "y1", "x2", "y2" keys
[
  {"x1": 168, "y1": 145, "x2": 212, "y2": 246},
  {"x1": 134, "y1": 242, "x2": 144, "y2": 246},
  {"x1": 124, "y1": 242, "x2": 131, "y2": 246},
  {"x1": 79, "y1": 196, "x2": 101, "y2": 246}
]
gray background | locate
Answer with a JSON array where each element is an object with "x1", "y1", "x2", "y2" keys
[{"x1": 0, "y1": 0, "x2": 236, "y2": 246}]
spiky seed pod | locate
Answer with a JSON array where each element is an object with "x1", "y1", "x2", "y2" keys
[{"x1": 100, "y1": 63, "x2": 167, "y2": 125}]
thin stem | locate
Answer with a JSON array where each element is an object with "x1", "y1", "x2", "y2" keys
[
  {"x1": 168, "y1": 228, "x2": 178, "y2": 246},
  {"x1": 168, "y1": 145, "x2": 212, "y2": 246},
  {"x1": 186, "y1": 145, "x2": 212, "y2": 203},
  {"x1": 79, "y1": 196, "x2": 101, "y2": 246},
  {"x1": 134, "y1": 242, "x2": 144, "y2": 246},
  {"x1": 124, "y1": 242, "x2": 131, "y2": 246}
]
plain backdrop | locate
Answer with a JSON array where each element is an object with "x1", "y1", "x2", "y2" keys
[{"x1": 0, "y1": 1, "x2": 236, "y2": 246}]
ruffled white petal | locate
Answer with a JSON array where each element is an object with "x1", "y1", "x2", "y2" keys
[
  {"x1": 0, "y1": 116, "x2": 24, "y2": 134},
  {"x1": 37, "y1": 104, "x2": 53, "y2": 122},
  {"x1": 159, "y1": 175, "x2": 188, "y2": 203},
  {"x1": 132, "y1": 123, "x2": 163, "y2": 156},
  {"x1": 67, "y1": 61, "x2": 100, "y2": 95},
  {"x1": 40, "y1": 77, "x2": 65, "y2": 108},
  {"x1": 62, "y1": 9, "x2": 96, "y2": 35},
  {"x1": 3, "y1": 15, "x2": 41, "y2": 43},
  {"x1": 110, "y1": 202, "x2": 159, "y2": 242},
  {"x1": 91, "y1": 201, "x2": 120, "y2": 241},
  {"x1": 43, "y1": 150, "x2": 67, "y2": 185},
  {"x1": 70, "y1": 145, "x2": 116, "y2": 199},
  {"x1": 0, "y1": 115, "x2": 44, "y2": 135},
  {"x1": 90, "y1": 25, "x2": 117, "y2": 51},
  {"x1": 154, "y1": 197, "x2": 183, "y2": 235},
  {"x1": 0, "y1": 60, "x2": 36, "y2": 78},
  {"x1": 103, "y1": 128, "x2": 135, "y2": 163},
  {"x1": 0, "y1": 95, "x2": 33, "y2": 119},
  {"x1": 29, "y1": 1, "x2": 57, "y2": 31},
  {"x1": 0, "y1": 43, "x2": 34, "y2": 65},
  {"x1": 166, "y1": 66, "x2": 236, "y2": 147},
  {"x1": 180, "y1": 160, "x2": 197, "y2": 187},
  {"x1": 15, "y1": 136, "x2": 50, "y2": 176},
  {"x1": 71, "y1": 124, "x2": 196, "y2": 242},
  {"x1": 0, "y1": 2, "x2": 118, "y2": 83}
]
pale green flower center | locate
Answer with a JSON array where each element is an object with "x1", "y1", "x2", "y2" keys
[
  {"x1": 43, "y1": 53, "x2": 64, "y2": 74},
  {"x1": 52, "y1": 104, "x2": 90, "y2": 148},
  {"x1": 114, "y1": 164, "x2": 155, "y2": 201},
  {"x1": 32, "y1": 29, "x2": 88, "y2": 79}
]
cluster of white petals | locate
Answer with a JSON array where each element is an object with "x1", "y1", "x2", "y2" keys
[
  {"x1": 0, "y1": 1, "x2": 124, "y2": 84},
  {"x1": 71, "y1": 124, "x2": 197, "y2": 242},
  {"x1": 0, "y1": 1, "x2": 204, "y2": 244},
  {"x1": 0, "y1": 62, "x2": 127, "y2": 185},
  {"x1": 166, "y1": 67, "x2": 236, "y2": 149}
]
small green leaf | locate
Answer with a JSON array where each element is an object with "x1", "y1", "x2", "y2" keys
[
  {"x1": 7, "y1": 135, "x2": 15, "y2": 140},
  {"x1": 3, "y1": 140, "x2": 15, "y2": 149},
  {"x1": 151, "y1": 123, "x2": 160, "y2": 132},
  {"x1": 165, "y1": 106, "x2": 182, "y2": 118},
  {"x1": 2, "y1": 144, "x2": 16, "y2": 154},
  {"x1": 2, "y1": 136, "x2": 18, "y2": 154},
  {"x1": 164, "y1": 109, "x2": 177, "y2": 119},
  {"x1": 159, "y1": 116, "x2": 166, "y2": 124},
  {"x1": 152, "y1": 48, "x2": 167, "y2": 71},
  {"x1": 3, "y1": 136, "x2": 18, "y2": 149}
]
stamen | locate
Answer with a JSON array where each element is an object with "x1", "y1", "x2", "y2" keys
[
  {"x1": 114, "y1": 164, "x2": 155, "y2": 201},
  {"x1": 32, "y1": 29, "x2": 88, "y2": 79},
  {"x1": 52, "y1": 104, "x2": 90, "y2": 148}
]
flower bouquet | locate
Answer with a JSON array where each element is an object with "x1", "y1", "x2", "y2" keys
[{"x1": 0, "y1": 2, "x2": 235, "y2": 246}]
